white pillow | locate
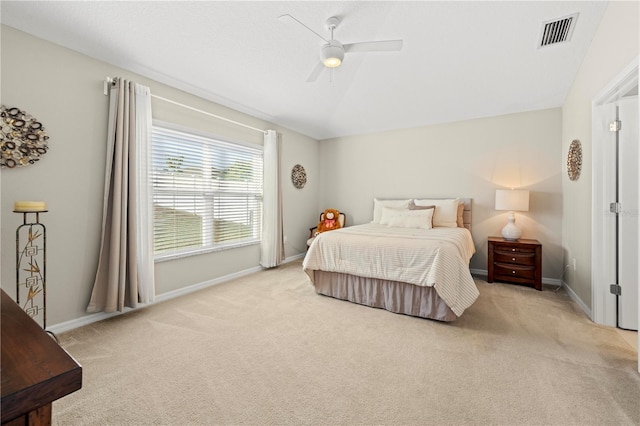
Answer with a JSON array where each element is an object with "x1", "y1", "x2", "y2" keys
[
  {"x1": 379, "y1": 206, "x2": 403, "y2": 225},
  {"x1": 372, "y1": 198, "x2": 411, "y2": 224},
  {"x1": 413, "y1": 198, "x2": 460, "y2": 228},
  {"x1": 387, "y1": 208, "x2": 434, "y2": 229}
]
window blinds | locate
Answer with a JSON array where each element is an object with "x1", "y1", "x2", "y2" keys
[{"x1": 151, "y1": 126, "x2": 263, "y2": 258}]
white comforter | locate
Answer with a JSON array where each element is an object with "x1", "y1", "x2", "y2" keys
[{"x1": 302, "y1": 223, "x2": 479, "y2": 316}]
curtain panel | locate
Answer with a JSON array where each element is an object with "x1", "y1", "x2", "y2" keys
[
  {"x1": 260, "y1": 130, "x2": 284, "y2": 268},
  {"x1": 87, "y1": 78, "x2": 155, "y2": 313}
]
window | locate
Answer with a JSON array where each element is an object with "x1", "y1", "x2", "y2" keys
[{"x1": 151, "y1": 124, "x2": 263, "y2": 260}]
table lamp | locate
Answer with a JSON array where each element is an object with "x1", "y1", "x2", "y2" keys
[{"x1": 495, "y1": 189, "x2": 529, "y2": 240}]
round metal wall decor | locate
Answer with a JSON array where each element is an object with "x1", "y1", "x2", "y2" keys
[
  {"x1": 0, "y1": 105, "x2": 49, "y2": 169},
  {"x1": 291, "y1": 164, "x2": 307, "y2": 189},
  {"x1": 567, "y1": 139, "x2": 582, "y2": 181}
]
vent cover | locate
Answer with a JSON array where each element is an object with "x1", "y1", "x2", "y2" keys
[{"x1": 539, "y1": 13, "x2": 578, "y2": 47}]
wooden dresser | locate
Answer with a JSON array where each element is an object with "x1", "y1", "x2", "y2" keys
[
  {"x1": 487, "y1": 237, "x2": 542, "y2": 291},
  {"x1": 1, "y1": 290, "x2": 82, "y2": 425}
]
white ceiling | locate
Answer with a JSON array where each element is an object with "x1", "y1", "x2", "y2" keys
[{"x1": 1, "y1": 1, "x2": 608, "y2": 140}]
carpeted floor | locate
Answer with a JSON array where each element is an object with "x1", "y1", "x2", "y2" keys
[{"x1": 53, "y1": 260, "x2": 639, "y2": 425}]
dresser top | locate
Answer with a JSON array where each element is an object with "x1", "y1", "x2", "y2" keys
[{"x1": 1, "y1": 289, "x2": 82, "y2": 421}]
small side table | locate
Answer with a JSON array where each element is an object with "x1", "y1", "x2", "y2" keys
[{"x1": 487, "y1": 237, "x2": 542, "y2": 291}]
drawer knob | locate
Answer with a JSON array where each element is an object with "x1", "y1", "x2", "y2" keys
[
  {"x1": 512, "y1": 257, "x2": 516, "y2": 261},
  {"x1": 512, "y1": 270, "x2": 516, "y2": 274},
  {"x1": 512, "y1": 248, "x2": 516, "y2": 252}
]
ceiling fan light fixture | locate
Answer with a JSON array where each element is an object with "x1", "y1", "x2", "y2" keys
[
  {"x1": 323, "y1": 57, "x2": 342, "y2": 68},
  {"x1": 322, "y1": 41, "x2": 344, "y2": 68}
]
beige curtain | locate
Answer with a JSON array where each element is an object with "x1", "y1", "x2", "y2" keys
[
  {"x1": 260, "y1": 130, "x2": 285, "y2": 267},
  {"x1": 87, "y1": 78, "x2": 155, "y2": 313}
]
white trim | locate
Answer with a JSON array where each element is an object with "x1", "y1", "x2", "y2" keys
[
  {"x1": 45, "y1": 255, "x2": 307, "y2": 335},
  {"x1": 46, "y1": 309, "x2": 137, "y2": 335},
  {"x1": 562, "y1": 280, "x2": 593, "y2": 320},
  {"x1": 283, "y1": 253, "x2": 305, "y2": 263},
  {"x1": 470, "y1": 268, "x2": 561, "y2": 286},
  {"x1": 542, "y1": 277, "x2": 562, "y2": 287},
  {"x1": 47, "y1": 264, "x2": 263, "y2": 334},
  {"x1": 591, "y1": 101, "x2": 618, "y2": 326},
  {"x1": 470, "y1": 268, "x2": 487, "y2": 278},
  {"x1": 48, "y1": 253, "x2": 306, "y2": 334},
  {"x1": 591, "y1": 57, "x2": 639, "y2": 327},
  {"x1": 155, "y1": 241, "x2": 260, "y2": 263},
  {"x1": 593, "y1": 59, "x2": 640, "y2": 107},
  {"x1": 153, "y1": 119, "x2": 263, "y2": 152},
  {"x1": 153, "y1": 266, "x2": 263, "y2": 304}
]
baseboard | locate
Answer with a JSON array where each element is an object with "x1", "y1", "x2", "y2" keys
[
  {"x1": 47, "y1": 264, "x2": 266, "y2": 334},
  {"x1": 283, "y1": 253, "x2": 305, "y2": 263},
  {"x1": 542, "y1": 277, "x2": 562, "y2": 287},
  {"x1": 154, "y1": 265, "x2": 263, "y2": 304},
  {"x1": 470, "y1": 268, "x2": 487, "y2": 278},
  {"x1": 136, "y1": 254, "x2": 302, "y2": 306},
  {"x1": 47, "y1": 309, "x2": 137, "y2": 334},
  {"x1": 472, "y1": 269, "x2": 592, "y2": 319},
  {"x1": 470, "y1": 268, "x2": 560, "y2": 287},
  {"x1": 561, "y1": 280, "x2": 593, "y2": 320}
]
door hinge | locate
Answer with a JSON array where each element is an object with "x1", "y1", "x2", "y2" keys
[
  {"x1": 609, "y1": 120, "x2": 622, "y2": 132},
  {"x1": 610, "y1": 283, "x2": 622, "y2": 296},
  {"x1": 610, "y1": 202, "x2": 621, "y2": 214}
]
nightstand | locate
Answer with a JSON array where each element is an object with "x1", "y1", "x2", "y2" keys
[{"x1": 487, "y1": 237, "x2": 542, "y2": 291}]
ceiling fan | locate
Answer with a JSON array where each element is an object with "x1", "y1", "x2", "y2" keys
[{"x1": 278, "y1": 14, "x2": 403, "y2": 82}]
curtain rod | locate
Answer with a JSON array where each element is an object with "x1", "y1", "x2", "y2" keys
[{"x1": 104, "y1": 77, "x2": 268, "y2": 135}]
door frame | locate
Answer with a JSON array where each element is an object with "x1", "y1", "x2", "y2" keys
[{"x1": 591, "y1": 58, "x2": 638, "y2": 327}]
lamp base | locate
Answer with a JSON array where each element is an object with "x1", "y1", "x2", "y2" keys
[{"x1": 501, "y1": 211, "x2": 522, "y2": 241}]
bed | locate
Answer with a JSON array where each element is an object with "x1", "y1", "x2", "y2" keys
[{"x1": 302, "y1": 198, "x2": 478, "y2": 321}]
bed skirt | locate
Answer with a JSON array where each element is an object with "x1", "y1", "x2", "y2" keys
[{"x1": 313, "y1": 270, "x2": 458, "y2": 322}]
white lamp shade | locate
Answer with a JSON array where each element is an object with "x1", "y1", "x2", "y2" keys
[
  {"x1": 495, "y1": 189, "x2": 530, "y2": 212},
  {"x1": 495, "y1": 189, "x2": 529, "y2": 240}
]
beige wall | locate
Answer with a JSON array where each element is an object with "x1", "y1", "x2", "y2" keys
[
  {"x1": 5, "y1": 1, "x2": 636, "y2": 328},
  {"x1": 562, "y1": 1, "x2": 639, "y2": 307},
  {"x1": 318, "y1": 108, "x2": 564, "y2": 279},
  {"x1": 0, "y1": 26, "x2": 319, "y2": 325}
]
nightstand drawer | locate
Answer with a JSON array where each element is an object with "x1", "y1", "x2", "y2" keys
[
  {"x1": 494, "y1": 250, "x2": 536, "y2": 266},
  {"x1": 496, "y1": 245, "x2": 536, "y2": 254},
  {"x1": 487, "y1": 237, "x2": 542, "y2": 291},
  {"x1": 494, "y1": 263, "x2": 536, "y2": 280}
]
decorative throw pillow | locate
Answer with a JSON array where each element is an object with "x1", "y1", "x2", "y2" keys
[
  {"x1": 413, "y1": 198, "x2": 460, "y2": 228},
  {"x1": 379, "y1": 206, "x2": 404, "y2": 225},
  {"x1": 372, "y1": 198, "x2": 411, "y2": 224},
  {"x1": 408, "y1": 202, "x2": 435, "y2": 227},
  {"x1": 409, "y1": 202, "x2": 435, "y2": 211},
  {"x1": 387, "y1": 208, "x2": 434, "y2": 229},
  {"x1": 457, "y1": 202, "x2": 465, "y2": 227}
]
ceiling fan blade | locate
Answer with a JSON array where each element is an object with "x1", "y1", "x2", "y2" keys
[
  {"x1": 278, "y1": 14, "x2": 328, "y2": 43},
  {"x1": 306, "y1": 62, "x2": 325, "y2": 83},
  {"x1": 344, "y1": 40, "x2": 403, "y2": 53}
]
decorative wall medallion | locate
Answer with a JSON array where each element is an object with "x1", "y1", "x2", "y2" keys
[
  {"x1": 0, "y1": 105, "x2": 49, "y2": 168},
  {"x1": 567, "y1": 139, "x2": 582, "y2": 181},
  {"x1": 291, "y1": 164, "x2": 307, "y2": 189}
]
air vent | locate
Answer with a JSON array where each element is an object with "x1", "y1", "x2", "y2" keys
[{"x1": 539, "y1": 13, "x2": 578, "y2": 47}]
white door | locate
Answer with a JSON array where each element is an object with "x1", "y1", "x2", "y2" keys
[{"x1": 617, "y1": 95, "x2": 638, "y2": 331}]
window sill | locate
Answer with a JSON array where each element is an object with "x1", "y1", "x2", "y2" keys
[{"x1": 154, "y1": 240, "x2": 260, "y2": 263}]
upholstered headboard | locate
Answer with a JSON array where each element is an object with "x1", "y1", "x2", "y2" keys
[{"x1": 458, "y1": 198, "x2": 472, "y2": 232}]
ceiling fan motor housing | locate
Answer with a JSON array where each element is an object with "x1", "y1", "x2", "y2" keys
[{"x1": 322, "y1": 40, "x2": 344, "y2": 68}]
